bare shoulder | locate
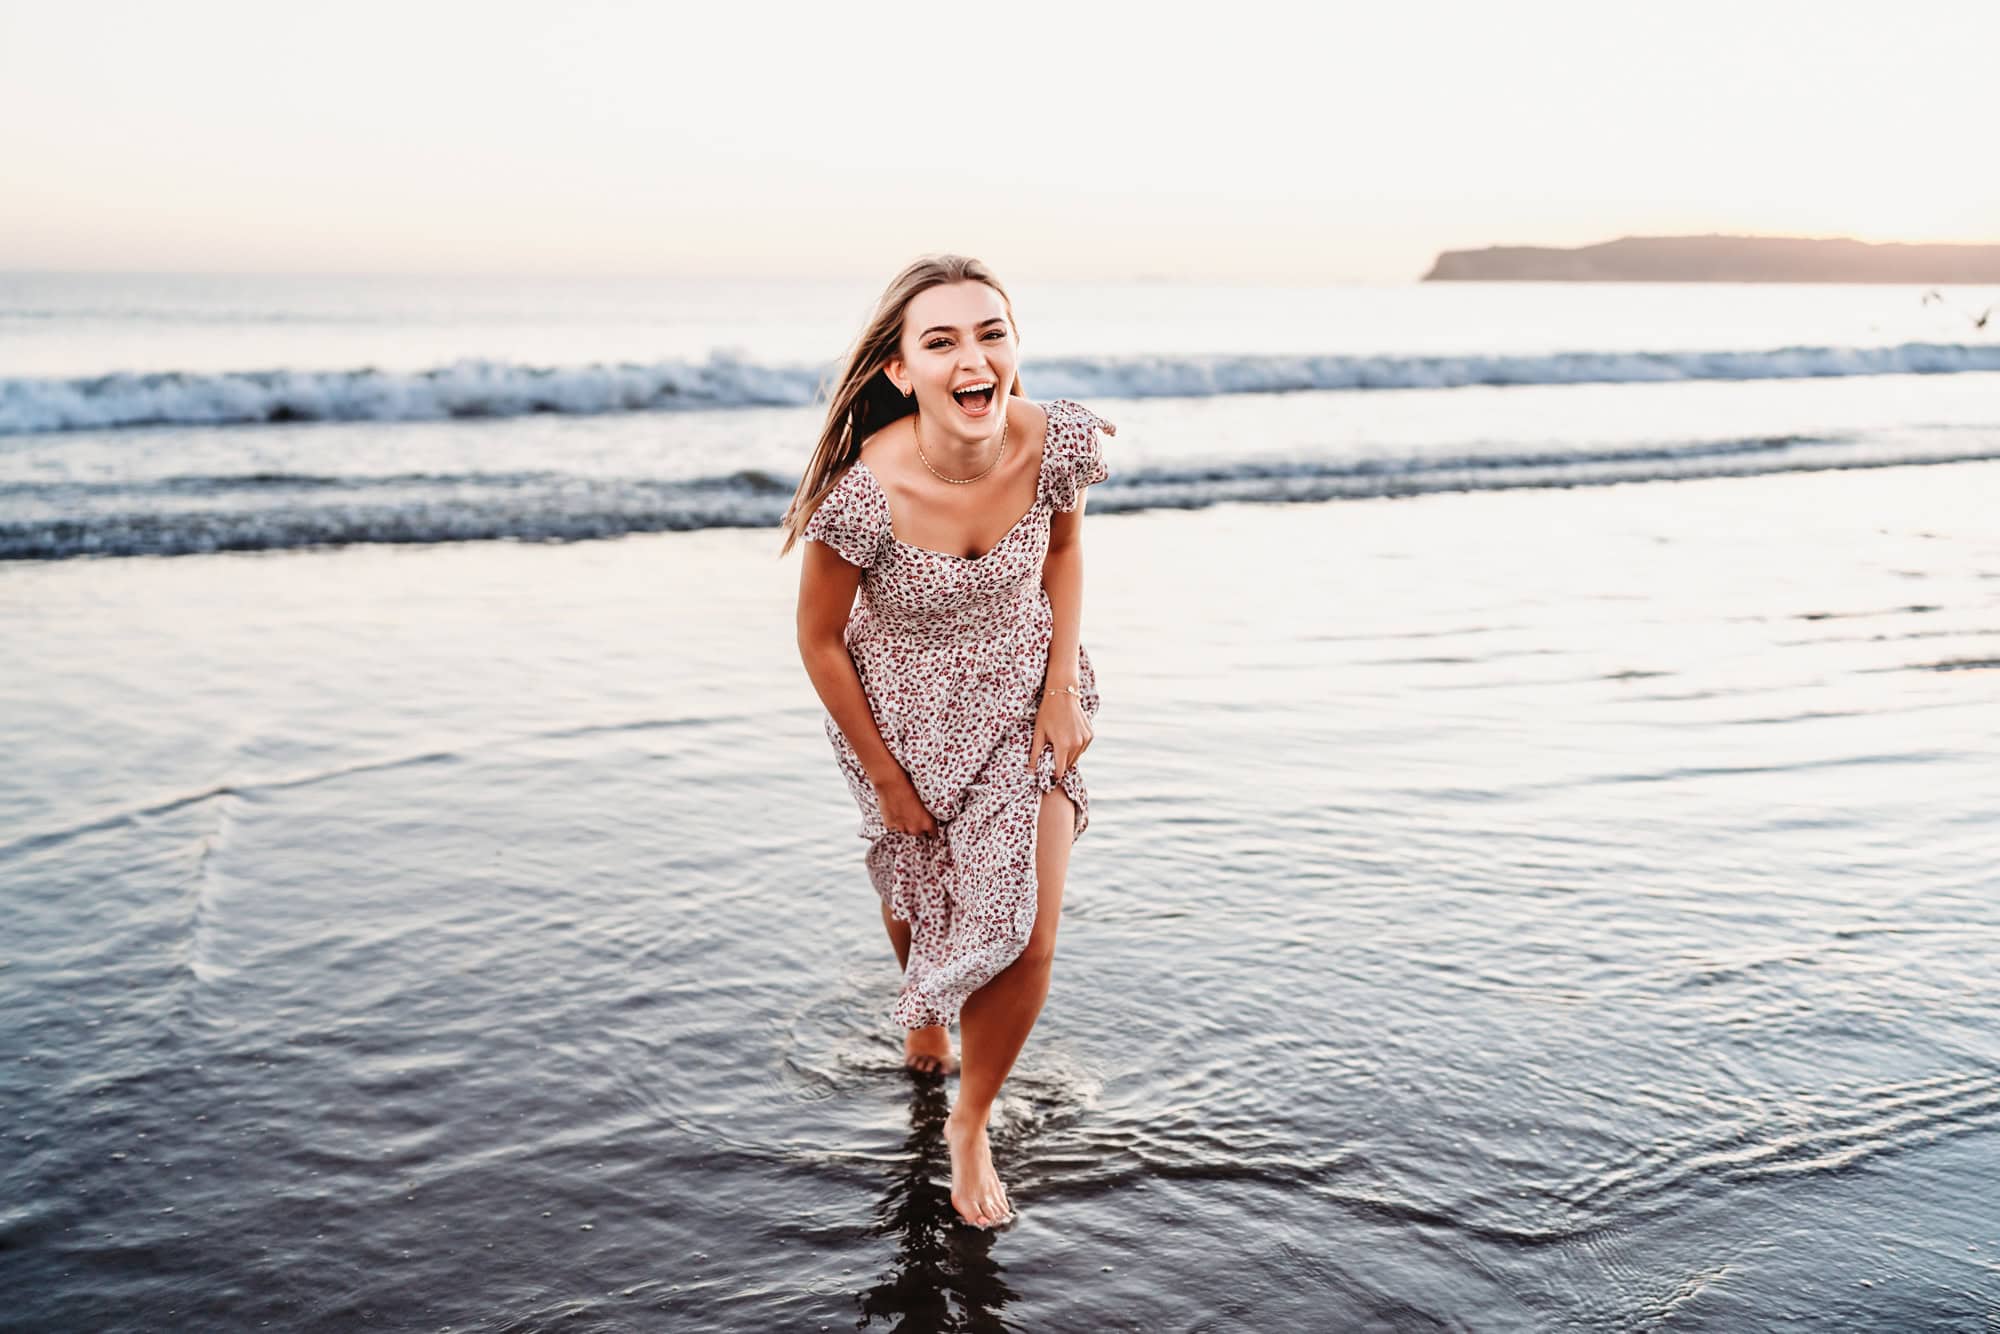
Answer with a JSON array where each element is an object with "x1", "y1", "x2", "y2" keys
[
  {"x1": 1015, "y1": 396, "x2": 1050, "y2": 453},
  {"x1": 854, "y1": 418, "x2": 906, "y2": 480}
]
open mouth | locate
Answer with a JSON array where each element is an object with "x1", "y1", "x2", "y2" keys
[{"x1": 952, "y1": 383, "x2": 995, "y2": 415}]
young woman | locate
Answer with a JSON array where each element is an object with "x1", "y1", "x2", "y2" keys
[{"x1": 782, "y1": 254, "x2": 1114, "y2": 1230}]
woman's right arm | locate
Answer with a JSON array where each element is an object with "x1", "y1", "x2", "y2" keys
[{"x1": 795, "y1": 541, "x2": 905, "y2": 791}]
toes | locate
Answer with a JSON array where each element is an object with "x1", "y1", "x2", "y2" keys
[
  {"x1": 952, "y1": 1188, "x2": 997, "y2": 1229},
  {"x1": 906, "y1": 1046, "x2": 959, "y2": 1076}
]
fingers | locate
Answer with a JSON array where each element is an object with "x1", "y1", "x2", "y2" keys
[
  {"x1": 1056, "y1": 735, "x2": 1092, "y2": 776},
  {"x1": 1027, "y1": 729, "x2": 1095, "y2": 782}
]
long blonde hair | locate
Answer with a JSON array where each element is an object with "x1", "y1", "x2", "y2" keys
[{"x1": 776, "y1": 254, "x2": 1027, "y2": 557}]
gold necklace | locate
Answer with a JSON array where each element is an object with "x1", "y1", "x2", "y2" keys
[{"x1": 912, "y1": 403, "x2": 1008, "y2": 485}]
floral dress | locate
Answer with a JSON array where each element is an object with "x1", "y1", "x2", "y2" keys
[{"x1": 803, "y1": 397, "x2": 1115, "y2": 1030}]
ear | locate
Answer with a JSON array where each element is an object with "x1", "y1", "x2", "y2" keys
[{"x1": 883, "y1": 352, "x2": 908, "y2": 397}]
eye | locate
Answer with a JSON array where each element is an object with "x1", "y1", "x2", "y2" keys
[{"x1": 925, "y1": 329, "x2": 1007, "y2": 350}]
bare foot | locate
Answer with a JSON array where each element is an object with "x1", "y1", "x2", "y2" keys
[
  {"x1": 944, "y1": 1107, "x2": 1012, "y2": 1228},
  {"x1": 904, "y1": 1025, "x2": 959, "y2": 1076}
]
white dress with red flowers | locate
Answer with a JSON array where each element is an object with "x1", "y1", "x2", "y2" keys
[{"x1": 803, "y1": 397, "x2": 1114, "y2": 1030}]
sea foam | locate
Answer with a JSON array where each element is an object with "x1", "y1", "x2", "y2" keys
[{"x1": 5, "y1": 342, "x2": 1999, "y2": 436}]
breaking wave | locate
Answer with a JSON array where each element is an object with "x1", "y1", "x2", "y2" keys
[
  {"x1": 8, "y1": 430, "x2": 1998, "y2": 560},
  {"x1": 6, "y1": 342, "x2": 2000, "y2": 436}
]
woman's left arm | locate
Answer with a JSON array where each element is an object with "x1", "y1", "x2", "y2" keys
[
  {"x1": 1042, "y1": 501, "x2": 1085, "y2": 691},
  {"x1": 1032, "y1": 499, "x2": 1093, "y2": 775}
]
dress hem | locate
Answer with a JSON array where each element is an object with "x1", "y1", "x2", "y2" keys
[{"x1": 874, "y1": 775, "x2": 1086, "y2": 1031}]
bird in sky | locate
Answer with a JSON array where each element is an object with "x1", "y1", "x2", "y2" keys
[{"x1": 1921, "y1": 288, "x2": 1992, "y2": 329}]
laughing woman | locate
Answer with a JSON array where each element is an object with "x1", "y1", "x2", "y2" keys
[{"x1": 781, "y1": 254, "x2": 1114, "y2": 1231}]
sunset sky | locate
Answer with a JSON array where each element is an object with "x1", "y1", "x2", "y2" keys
[{"x1": 3, "y1": 0, "x2": 1994, "y2": 282}]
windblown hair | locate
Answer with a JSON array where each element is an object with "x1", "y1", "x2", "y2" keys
[{"x1": 777, "y1": 254, "x2": 1027, "y2": 557}]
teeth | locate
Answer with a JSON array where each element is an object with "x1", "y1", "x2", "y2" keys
[{"x1": 953, "y1": 382, "x2": 993, "y2": 395}]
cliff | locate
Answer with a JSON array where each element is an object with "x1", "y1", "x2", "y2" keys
[{"x1": 1422, "y1": 235, "x2": 2000, "y2": 283}]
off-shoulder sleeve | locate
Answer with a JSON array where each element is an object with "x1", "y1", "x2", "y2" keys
[
  {"x1": 801, "y1": 464, "x2": 888, "y2": 569},
  {"x1": 1041, "y1": 399, "x2": 1116, "y2": 513}
]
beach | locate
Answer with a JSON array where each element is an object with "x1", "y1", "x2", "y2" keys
[
  {"x1": 9, "y1": 0, "x2": 2000, "y2": 1317},
  {"x1": 5, "y1": 447, "x2": 1997, "y2": 1329}
]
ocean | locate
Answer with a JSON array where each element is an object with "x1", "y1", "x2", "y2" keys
[
  {"x1": 3, "y1": 272, "x2": 1997, "y2": 1330},
  {"x1": 2, "y1": 273, "x2": 1998, "y2": 560}
]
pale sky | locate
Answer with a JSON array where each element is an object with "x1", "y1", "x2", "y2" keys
[{"x1": 2, "y1": 0, "x2": 1994, "y2": 282}]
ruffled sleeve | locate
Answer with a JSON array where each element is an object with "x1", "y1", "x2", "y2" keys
[
  {"x1": 801, "y1": 463, "x2": 889, "y2": 569},
  {"x1": 1040, "y1": 399, "x2": 1116, "y2": 513}
]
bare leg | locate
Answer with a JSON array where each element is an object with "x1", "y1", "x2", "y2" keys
[
  {"x1": 945, "y1": 786, "x2": 1076, "y2": 1227},
  {"x1": 881, "y1": 898, "x2": 959, "y2": 1075},
  {"x1": 880, "y1": 898, "x2": 912, "y2": 970}
]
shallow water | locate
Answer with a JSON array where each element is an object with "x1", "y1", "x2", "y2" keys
[{"x1": 3, "y1": 457, "x2": 1998, "y2": 1330}]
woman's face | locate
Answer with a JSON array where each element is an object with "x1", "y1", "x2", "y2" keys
[{"x1": 887, "y1": 280, "x2": 1019, "y2": 443}]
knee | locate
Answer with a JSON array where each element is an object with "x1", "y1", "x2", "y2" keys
[{"x1": 1013, "y1": 923, "x2": 1057, "y2": 973}]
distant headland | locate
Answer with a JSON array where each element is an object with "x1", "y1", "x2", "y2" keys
[{"x1": 1423, "y1": 235, "x2": 2000, "y2": 283}]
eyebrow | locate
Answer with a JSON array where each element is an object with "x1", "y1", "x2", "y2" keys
[{"x1": 919, "y1": 318, "x2": 1007, "y2": 337}]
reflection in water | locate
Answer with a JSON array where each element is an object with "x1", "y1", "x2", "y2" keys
[{"x1": 859, "y1": 1076, "x2": 1019, "y2": 1332}]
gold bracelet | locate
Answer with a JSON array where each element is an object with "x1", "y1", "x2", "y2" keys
[{"x1": 1041, "y1": 683, "x2": 1082, "y2": 704}]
